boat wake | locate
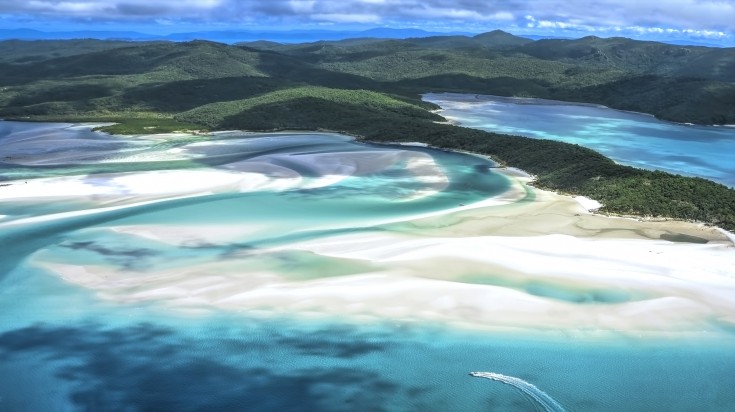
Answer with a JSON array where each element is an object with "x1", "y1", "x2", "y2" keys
[{"x1": 470, "y1": 371, "x2": 566, "y2": 412}]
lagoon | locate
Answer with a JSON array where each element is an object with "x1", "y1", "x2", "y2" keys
[{"x1": 424, "y1": 93, "x2": 735, "y2": 187}]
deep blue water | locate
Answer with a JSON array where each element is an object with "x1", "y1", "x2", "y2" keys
[
  {"x1": 1, "y1": 260, "x2": 734, "y2": 412},
  {"x1": 1, "y1": 287, "x2": 733, "y2": 412},
  {"x1": 425, "y1": 93, "x2": 735, "y2": 187}
]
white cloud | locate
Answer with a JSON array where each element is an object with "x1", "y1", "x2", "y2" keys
[
  {"x1": 490, "y1": 11, "x2": 514, "y2": 21},
  {"x1": 288, "y1": 0, "x2": 316, "y2": 14},
  {"x1": 311, "y1": 13, "x2": 380, "y2": 23},
  {"x1": 0, "y1": 0, "x2": 733, "y2": 40},
  {"x1": 2, "y1": 0, "x2": 225, "y2": 18},
  {"x1": 521, "y1": 0, "x2": 735, "y2": 32}
]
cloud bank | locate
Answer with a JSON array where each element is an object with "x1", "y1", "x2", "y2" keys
[{"x1": 0, "y1": 0, "x2": 733, "y2": 40}]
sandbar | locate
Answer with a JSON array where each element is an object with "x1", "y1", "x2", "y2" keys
[
  {"x1": 31, "y1": 168, "x2": 735, "y2": 339},
  {"x1": 5, "y1": 124, "x2": 731, "y2": 338}
]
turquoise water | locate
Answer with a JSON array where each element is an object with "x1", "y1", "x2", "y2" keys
[
  {"x1": 425, "y1": 93, "x2": 735, "y2": 187},
  {"x1": 1, "y1": 122, "x2": 734, "y2": 411}
]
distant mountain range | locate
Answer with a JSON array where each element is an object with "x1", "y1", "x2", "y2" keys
[
  {"x1": 0, "y1": 27, "x2": 729, "y2": 48},
  {"x1": 0, "y1": 28, "x2": 474, "y2": 44}
]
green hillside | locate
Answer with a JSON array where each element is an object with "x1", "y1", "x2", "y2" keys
[
  {"x1": 551, "y1": 75, "x2": 735, "y2": 124},
  {"x1": 259, "y1": 32, "x2": 735, "y2": 124},
  {"x1": 172, "y1": 86, "x2": 735, "y2": 230},
  {"x1": 3, "y1": 33, "x2": 735, "y2": 123},
  {"x1": 1, "y1": 34, "x2": 734, "y2": 230},
  {"x1": 176, "y1": 86, "x2": 441, "y2": 130},
  {"x1": 520, "y1": 36, "x2": 735, "y2": 82},
  {"x1": 0, "y1": 39, "x2": 149, "y2": 64},
  {"x1": 1, "y1": 40, "x2": 265, "y2": 85},
  {"x1": 473, "y1": 30, "x2": 534, "y2": 48}
]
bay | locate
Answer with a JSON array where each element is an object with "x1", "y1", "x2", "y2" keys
[{"x1": 424, "y1": 93, "x2": 735, "y2": 187}]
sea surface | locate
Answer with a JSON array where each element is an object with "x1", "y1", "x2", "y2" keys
[
  {"x1": 424, "y1": 93, "x2": 735, "y2": 187},
  {"x1": 0, "y1": 121, "x2": 733, "y2": 411}
]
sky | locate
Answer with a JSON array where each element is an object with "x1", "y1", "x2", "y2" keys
[{"x1": 1, "y1": 0, "x2": 734, "y2": 45}]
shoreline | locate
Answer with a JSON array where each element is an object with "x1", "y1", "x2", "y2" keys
[
  {"x1": 423, "y1": 92, "x2": 728, "y2": 127},
  {"x1": 3, "y1": 121, "x2": 732, "y2": 241},
  {"x1": 424, "y1": 94, "x2": 735, "y2": 186},
  {"x1": 427, "y1": 91, "x2": 609, "y2": 109},
  {"x1": 367, "y1": 139, "x2": 735, "y2": 242},
  {"x1": 5, "y1": 124, "x2": 729, "y2": 336},
  {"x1": 36, "y1": 197, "x2": 735, "y2": 338},
  {"x1": 33, "y1": 255, "x2": 735, "y2": 342}
]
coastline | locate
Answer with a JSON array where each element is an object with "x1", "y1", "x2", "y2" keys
[
  {"x1": 23, "y1": 160, "x2": 735, "y2": 338},
  {"x1": 3, "y1": 122, "x2": 734, "y2": 338},
  {"x1": 3, "y1": 119, "x2": 731, "y2": 239},
  {"x1": 431, "y1": 92, "x2": 610, "y2": 109},
  {"x1": 422, "y1": 92, "x2": 715, "y2": 126},
  {"x1": 3, "y1": 121, "x2": 732, "y2": 240},
  {"x1": 425, "y1": 90, "x2": 735, "y2": 187},
  {"x1": 368, "y1": 138, "x2": 735, "y2": 242}
]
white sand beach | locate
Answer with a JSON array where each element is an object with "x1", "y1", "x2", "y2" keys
[
  {"x1": 30, "y1": 167, "x2": 735, "y2": 339},
  {"x1": 0, "y1": 146, "x2": 449, "y2": 210},
  {"x1": 4, "y1": 123, "x2": 731, "y2": 338}
]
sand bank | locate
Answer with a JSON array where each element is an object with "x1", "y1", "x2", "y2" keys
[
  {"x1": 0, "y1": 145, "x2": 450, "y2": 210},
  {"x1": 0, "y1": 169, "x2": 303, "y2": 217},
  {"x1": 387, "y1": 169, "x2": 730, "y2": 244},
  {"x1": 574, "y1": 195, "x2": 602, "y2": 211},
  {"x1": 7, "y1": 125, "x2": 731, "y2": 336},
  {"x1": 32, "y1": 169, "x2": 735, "y2": 338},
  {"x1": 38, "y1": 230, "x2": 735, "y2": 338}
]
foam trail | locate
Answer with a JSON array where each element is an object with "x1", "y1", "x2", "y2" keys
[{"x1": 470, "y1": 371, "x2": 566, "y2": 412}]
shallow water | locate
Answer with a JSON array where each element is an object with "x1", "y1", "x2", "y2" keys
[
  {"x1": 424, "y1": 93, "x2": 735, "y2": 187},
  {"x1": 1, "y1": 122, "x2": 733, "y2": 411}
]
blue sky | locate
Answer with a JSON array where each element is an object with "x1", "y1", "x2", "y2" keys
[{"x1": 1, "y1": 0, "x2": 734, "y2": 45}]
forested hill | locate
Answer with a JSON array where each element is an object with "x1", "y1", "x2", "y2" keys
[
  {"x1": 1, "y1": 31, "x2": 734, "y2": 124},
  {"x1": 0, "y1": 33, "x2": 734, "y2": 230},
  {"x1": 247, "y1": 31, "x2": 735, "y2": 125}
]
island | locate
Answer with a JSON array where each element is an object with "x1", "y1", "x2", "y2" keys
[{"x1": 1, "y1": 31, "x2": 734, "y2": 412}]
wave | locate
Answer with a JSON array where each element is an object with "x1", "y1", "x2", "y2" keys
[{"x1": 470, "y1": 371, "x2": 566, "y2": 412}]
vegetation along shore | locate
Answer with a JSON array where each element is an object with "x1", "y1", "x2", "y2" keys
[{"x1": 1, "y1": 32, "x2": 733, "y2": 231}]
